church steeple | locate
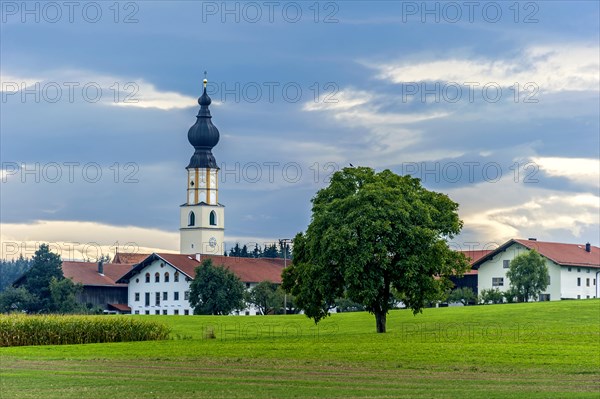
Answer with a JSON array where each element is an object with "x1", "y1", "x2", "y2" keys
[
  {"x1": 180, "y1": 75, "x2": 225, "y2": 255},
  {"x1": 187, "y1": 77, "x2": 220, "y2": 169}
]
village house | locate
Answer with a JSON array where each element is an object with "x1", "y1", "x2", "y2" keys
[{"x1": 473, "y1": 238, "x2": 600, "y2": 301}]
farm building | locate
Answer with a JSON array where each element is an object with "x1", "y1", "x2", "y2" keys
[
  {"x1": 473, "y1": 238, "x2": 600, "y2": 301},
  {"x1": 116, "y1": 253, "x2": 287, "y2": 315}
]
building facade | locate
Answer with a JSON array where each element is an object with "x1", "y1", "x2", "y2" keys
[
  {"x1": 117, "y1": 253, "x2": 286, "y2": 315},
  {"x1": 474, "y1": 239, "x2": 600, "y2": 301}
]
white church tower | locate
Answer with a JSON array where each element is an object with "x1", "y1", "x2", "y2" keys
[{"x1": 180, "y1": 78, "x2": 225, "y2": 255}]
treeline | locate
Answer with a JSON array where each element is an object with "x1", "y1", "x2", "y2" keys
[
  {"x1": 226, "y1": 242, "x2": 292, "y2": 259},
  {"x1": 0, "y1": 255, "x2": 33, "y2": 292},
  {"x1": 0, "y1": 244, "x2": 87, "y2": 314}
]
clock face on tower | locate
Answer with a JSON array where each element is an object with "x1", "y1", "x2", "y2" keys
[{"x1": 209, "y1": 237, "x2": 217, "y2": 248}]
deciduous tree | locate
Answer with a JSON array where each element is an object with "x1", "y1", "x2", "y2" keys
[
  {"x1": 189, "y1": 259, "x2": 245, "y2": 315},
  {"x1": 506, "y1": 250, "x2": 549, "y2": 302},
  {"x1": 282, "y1": 167, "x2": 468, "y2": 333}
]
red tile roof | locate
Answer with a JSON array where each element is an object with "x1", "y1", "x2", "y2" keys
[
  {"x1": 118, "y1": 254, "x2": 288, "y2": 284},
  {"x1": 112, "y1": 252, "x2": 150, "y2": 264},
  {"x1": 62, "y1": 261, "x2": 135, "y2": 287},
  {"x1": 159, "y1": 254, "x2": 288, "y2": 283},
  {"x1": 107, "y1": 303, "x2": 131, "y2": 312},
  {"x1": 514, "y1": 239, "x2": 600, "y2": 268},
  {"x1": 460, "y1": 250, "x2": 493, "y2": 265},
  {"x1": 473, "y1": 239, "x2": 600, "y2": 269}
]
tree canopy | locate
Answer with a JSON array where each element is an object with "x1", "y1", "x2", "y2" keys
[
  {"x1": 282, "y1": 167, "x2": 469, "y2": 333},
  {"x1": 506, "y1": 250, "x2": 549, "y2": 302},
  {"x1": 189, "y1": 259, "x2": 245, "y2": 315}
]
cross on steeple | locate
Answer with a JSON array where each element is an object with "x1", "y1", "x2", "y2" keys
[{"x1": 203, "y1": 71, "x2": 208, "y2": 88}]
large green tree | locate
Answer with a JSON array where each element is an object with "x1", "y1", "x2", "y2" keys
[
  {"x1": 506, "y1": 250, "x2": 549, "y2": 302},
  {"x1": 189, "y1": 259, "x2": 245, "y2": 315},
  {"x1": 282, "y1": 167, "x2": 469, "y2": 333},
  {"x1": 17, "y1": 244, "x2": 64, "y2": 312}
]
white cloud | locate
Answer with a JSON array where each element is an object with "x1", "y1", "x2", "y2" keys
[
  {"x1": 533, "y1": 157, "x2": 600, "y2": 188},
  {"x1": 449, "y1": 169, "x2": 600, "y2": 245},
  {"x1": 0, "y1": 220, "x2": 178, "y2": 260},
  {"x1": 0, "y1": 70, "x2": 198, "y2": 110},
  {"x1": 368, "y1": 44, "x2": 600, "y2": 92}
]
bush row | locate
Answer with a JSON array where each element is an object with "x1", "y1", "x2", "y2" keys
[{"x1": 0, "y1": 314, "x2": 170, "y2": 347}]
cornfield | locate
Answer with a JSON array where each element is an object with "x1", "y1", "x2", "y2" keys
[{"x1": 0, "y1": 314, "x2": 170, "y2": 347}]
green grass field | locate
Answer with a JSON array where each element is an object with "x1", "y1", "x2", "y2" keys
[{"x1": 1, "y1": 300, "x2": 599, "y2": 398}]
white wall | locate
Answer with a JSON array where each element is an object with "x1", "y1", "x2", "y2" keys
[
  {"x1": 560, "y1": 267, "x2": 598, "y2": 299},
  {"x1": 128, "y1": 260, "x2": 272, "y2": 315},
  {"x1": 477, "y1": 243, "x2": 561, "y2": 301},
  {"x1": 128, "y1": 259, "x2": 193, "y2": 315}
]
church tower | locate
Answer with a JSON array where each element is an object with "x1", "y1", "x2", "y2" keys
[{"x1": 180, "y1": 78, "x2": 224, "y2": 255}]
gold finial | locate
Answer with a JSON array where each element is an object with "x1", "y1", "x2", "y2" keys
[{"x1": 203, "y1": 71, "x2": 208, "y2": 88}]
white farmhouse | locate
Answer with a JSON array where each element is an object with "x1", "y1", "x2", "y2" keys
[
  {"x1": 473, "y1": 239, "x2": 600, "y2": 301},
  {"x1": 116, "y1": 253, "x2": 286, "y2": 315}
]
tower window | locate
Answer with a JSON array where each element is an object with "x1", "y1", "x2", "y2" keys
[
  {"x1": 210, "y1": 210, "x2": 217, "y2": 226},
  {"x1": 188, "y1": 211, "x2": 195, "y2": 226}
]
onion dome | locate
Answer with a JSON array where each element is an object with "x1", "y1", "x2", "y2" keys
[{"x1": 187, "y1": 78, "x2": 220, "y2": 169}]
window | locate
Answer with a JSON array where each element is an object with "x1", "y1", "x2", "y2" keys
[
  {"x1": 586, "y1": 278, "x2": 590, "y2": 287},
  {"x1": 547, "y1": 275, "x2": 551, "y2": 285},
  {"x1": 503, "y1": 260, "x2": 510, "y2": 269},
  {"x1": 245, "y1": 311, "x2": 250, "y2": 316},
  {"x1": 209, "y1": 210, "x2": 217, "y2": 226},
  {"x1": 184, "y1": 309, "x2": 189, "y2": 315},
  {"x1": 174, "y1": 310, "x2": 179, "y2": 315},
  {"x1": 492, "y1": 277, "x2": 504, "y2": 287},
  {"x1": 174, "y1": 272, "x2": 179, "y2": 282},
  {"x1": 577, "y1": 295, "x2": 581, "y2": 299},
  {"x1": 594, "y1": 279, "x2": 597, "y2": 286},
  {"x1": 145, "y1": 273, "x2": 150, "y2": 283},
  {"x1": 145, "y1": 310, "x2": 150, "y2": 315},
  {"x1": 145, "y1": 292, "x2": 150, "y2": 307},
  {"x1": 577, "y1": 268, "x2": 581, "y2": 272},
  {"x1": 134, "y1": 293, "x2": 140, "y2": 302},
  {"x1": 577, "y1": 277, "x2": 581, "y2": 286},
  {"x1": 155, "y1": 310, "x2": 160, "y2": 315},
  {"x1": 568, "y1": 267, "x2": 572, "y2": 272},
  {"x1": 155, "y1": 292, "x2": 161, "y2": 306},
  {"x1": 188, "y1": 211, "x2": 195, "y2": 226},
  {"x1": 163, "y1": 292, "x2": 168, "y2": 301},
  {"x1": 164, "y1": 272, "x2": 169, "y2": 283},
  {"x1": 135, "y1": 310, "x2": 140, "y2": 315},
  {"x1": 184, "y1": 291, "x2": 190, "y2": 300},
  {"x1": 155, "y1": 272, "x2": 160, "y2": 283},
  {"x1": 163, "y1": 309, "x2": 168, "y2": 315},
  {"x1": 246, "y1": 283, "x2": 251, "y2": 289},
  {"x1": 174, "y1": 292, "x2": 179, "y2": 301},
  {"x1": 586, "y1": 295, "x2": 590, "y2": 299},
  {"x1": 539, "y1": 294, "x2": 550, "y2": 301},
  {"x1": 587, "y1": 268, "x2": 590, "y2": 273}
]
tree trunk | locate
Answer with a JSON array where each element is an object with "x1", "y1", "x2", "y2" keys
[{"x1": 375, "y1": 311, "x2": 387, "y2": 333}]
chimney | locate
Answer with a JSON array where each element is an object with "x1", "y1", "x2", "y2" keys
[
  {"x1": 528, "y1": 238, "x2": 537, "y2": 241},
  {"x1": 585, "y1": 243, "x2": 591, "y2": 252},
  {"x1": 98, "y1": 260, "x2": 104, "y2": 275},
  {"x1": 195, "y1": 253, "x2": 201, "y2": 262}
]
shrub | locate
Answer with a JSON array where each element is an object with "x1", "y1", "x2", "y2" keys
[
  {"x1": 479, "y1": 289, "x2": 504, "y2": 304},
  {"x1": 0, "y1": 314, "x2": 170, "y2": 347}
]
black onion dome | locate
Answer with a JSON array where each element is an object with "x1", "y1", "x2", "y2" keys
[{"x1": 187, "y1": 85, "x2": 220, "y2": 169}]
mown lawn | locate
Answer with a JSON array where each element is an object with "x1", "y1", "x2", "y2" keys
[{"x1": 1, "y1": 300, "x2": 599, "y2": 398}]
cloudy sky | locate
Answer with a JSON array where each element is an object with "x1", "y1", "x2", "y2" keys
[{"x1": 1, "y1": 1, "x2": 599, "y2": 260}]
